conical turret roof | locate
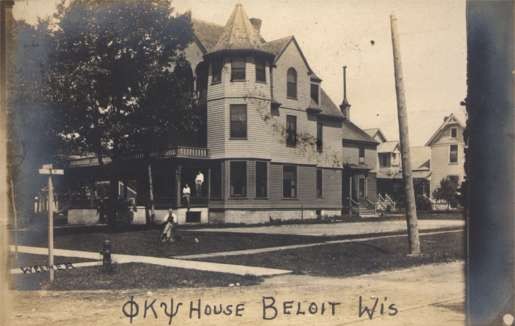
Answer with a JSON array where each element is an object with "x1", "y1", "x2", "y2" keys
[{"x1": 209, "y1": 3, "x2": 272, "y2": 56}]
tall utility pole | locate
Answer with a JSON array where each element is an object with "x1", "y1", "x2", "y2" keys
[{"x1": 390, "y1": 14, "x2": 420, "y2": 255}]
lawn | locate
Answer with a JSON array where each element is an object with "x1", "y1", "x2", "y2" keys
[
  {"x1": 9, "y1": 253, "x2": 95, "y2": 269},
  {"x1": 12, "y1": 263, "x2": 263, "y2": 291},
  {"x1": 195, "y1": 231, "x2": 465, "y2": 277},
  {"x1": 15, "y1": 226, "x2": 327, "y2": 257}
]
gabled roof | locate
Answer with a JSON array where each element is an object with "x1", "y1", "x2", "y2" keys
[
  {"x1": 425, "y1": 113, "x2": 465, "y2": 146},
  {"x1": 364, "y1": 128, "x2": 387, "y2": 143},
  {"x1": 318, "y1": 90, "x2": 378, "y2": 147},
  {"x1": 264, "y1": 35, "x2": 321, "y2": 81},
  {"x1": 209, "y1": 3, "x2": 270, "y2": 55},
  {"x1": 319, "y1": 88, "x2": 344, "y2": 120},
  {"x1": 192, "y1": 19, "x2": 225, "y2": 53},
  {"x1": 378, "y1": 141, "x2": 399, "y2": 153},
  {"x1": 262, "y1": 36, "x2": 292, "y2": 57},
  {"x1": 342, "y1": 119, "x2": 379, "y2": 145},
  {"x1": 410, "y1": 146, "x2": 431, "y2": 171}
]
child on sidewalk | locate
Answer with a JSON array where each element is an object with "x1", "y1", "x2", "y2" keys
[{"x1": 161, "y1": 209, "x2": 177, "y2": 242}]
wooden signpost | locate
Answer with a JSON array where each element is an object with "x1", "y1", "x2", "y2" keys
[{"x1": 38, "y1": 164, "x2": 64, "y2": 282}]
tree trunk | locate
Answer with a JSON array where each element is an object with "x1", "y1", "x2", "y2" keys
[{"x1": 147, "y1": 160, "x2": 155, "y2": 225}]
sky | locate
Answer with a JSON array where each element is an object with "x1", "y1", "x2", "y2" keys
[{"x1": 13, "y1": 0, "x2": 467, "y2": 146}]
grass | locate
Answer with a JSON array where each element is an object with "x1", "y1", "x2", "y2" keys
[
  {"x1": 195, "y1": 231, "x2": 465, "y2": 277},
  {"x1": 12, "y1": 263, "x2": 263, "y2": 291},
  {"x1": 9, "y1": 253, "x2": 95, "y2": 269},
  {"x1": 16, "y1": 227, "x2": 326, "y2": 257}
]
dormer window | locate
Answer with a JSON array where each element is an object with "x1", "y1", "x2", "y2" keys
[
  {"x1": 211, "y1": 59, "x2": 223, "y2": 84},
  {"x1": 255, "y1": 59, "x2": 266, "y2": 83},
  {"x1": 311, "y1": 83, "x2": 319, "y2": 104},
  {"x1": 287, "y1": 68, "x2": 297, "y2": 99},
  {"x1": 231, "y1": 58, "x2": 246, "y2": 81}
]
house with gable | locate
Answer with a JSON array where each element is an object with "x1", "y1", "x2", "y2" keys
[
  {"x1": 365, "y1": 128, "x2": 431, "y2": 206},
  {"x1": 64, "y1": 3, "x2": 379, "y2": 224},
  {"x1": 425, "y1": 113, "x2": 465, "y2": 196}
]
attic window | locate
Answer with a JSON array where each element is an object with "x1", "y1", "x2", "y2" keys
[
  {"x1": 451, "y1": 127, "x2": 457, "y2": 138},
  {"x1": 231, "y1": 58, "x2": 246, "y2": 81},
  {"x1": 311, "y1": 83, "x2": 319, "y2": 104},
  {"x1": 287, "y1": 68, "x2": 297, "y2": 99}
]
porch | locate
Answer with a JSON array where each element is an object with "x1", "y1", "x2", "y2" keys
[
  {"x1": 342, "y1": 165, "x2": 378, "y2": 218},
  {"x1": 61, "y1": 146, "x2": 219, "y2": 225}
]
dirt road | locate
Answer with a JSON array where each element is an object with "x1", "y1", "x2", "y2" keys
[{"x1": 7, "y1": 261, "x2": 464, "y2": 326}]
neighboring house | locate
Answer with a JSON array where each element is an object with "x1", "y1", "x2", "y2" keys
[
  {"x1": 365, "y1": 129, "x2": 431, "y2": 204},
  {"x1": 64, "y1": 4, "x2": 378, "y2": 224},
  {"x1": 410, "y1": 146, "x2": 431, "y2": 197},
  {"x1": 425, "y1": 113, "x2": 466, "y2": 196}
]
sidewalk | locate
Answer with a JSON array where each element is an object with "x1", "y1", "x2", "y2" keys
[
  {"x1": 190, "y1": 219, "x2": 464, "y2": 237},
  {"x1": 10, "y1": 245, "x2": 291, "y2": 277},
  {"x1": 176, "y1": 229, "x2": 462, "y2": 260}
]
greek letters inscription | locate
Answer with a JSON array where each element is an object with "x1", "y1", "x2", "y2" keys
[{"x1": 121, "y1": 295, "x2": 398, "y2": 322}]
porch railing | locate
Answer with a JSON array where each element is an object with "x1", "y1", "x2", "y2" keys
[
  {"x1": 164, "y1": 146, "x2": 209, "y2": 159},
  {"x1": 69, "y1": 146, "x2": 209, "y2": 167}
]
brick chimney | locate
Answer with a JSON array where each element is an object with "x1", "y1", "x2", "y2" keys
[
  {"x1": 339, "y1": 66, "x2": 351, "y2": 120},
  {"x1": 249, "y1": 18, "x2": 262, "y2": 34}
]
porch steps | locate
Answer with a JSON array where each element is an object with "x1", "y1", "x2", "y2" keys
[{"x1": 358, "y1": 208, "x2": 379, "y2": 218}]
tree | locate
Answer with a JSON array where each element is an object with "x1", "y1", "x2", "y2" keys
[
  {"x1": 8, "y1": 19, "x2": 57, "y2": 224},
  {"x1": 46, "y1": 0, "x2": 195, "y2": 225},
  {"x1": 432, "y1": 176, "x2": 459, "y2": 209}
]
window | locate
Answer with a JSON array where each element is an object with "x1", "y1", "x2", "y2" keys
[
  {"x1": 451, "y1": 127, "x2": 457, "y2": 138},
  {"x1": 230, "y1": 104, "x2": 247, "y2": 139},
  {"x1": 255, "y1": 59, "x2": 266, "y2": 83},
  {"x1": 283, "y1": 165, "x2": 297, "y2": 198},
  {"x1": 212, "y1": 59, "x2": 223, "y2": 84},
  {"x1": 231, "y1": 58, "x2": 245, "y2": 81},
  {"x1": 230, "y1": 161, "x2": 247, "y2": 197},
  {"x1": 286, "y1": 115, "x2": 297, "y2": 147},
  {"x1": 255, "y1": 161, "x2": 267, "y2": 198},
  {"x1": 449, "y1": 144, "x2": 458, "y2": 163},
  {"x1": 316, "y1": 121, "x2": 323, "y2": 152},
  {"x1": 316, "y1": 168, "x2": 323, "y2": 198},
  {"x1": 287, "y1": 68, "x2": 297, "y2": 98},
  {"x1": 359, "y1": 147, "x2": 365, "y2": 163},
  {"x1": 379, "y1": 153, "x2": 390, "y2": 167},
  {"x1": 311, "y1": 83, "x2": 319, "y2": 103}
]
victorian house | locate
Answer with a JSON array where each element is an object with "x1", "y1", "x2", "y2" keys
[{"x1": 65, "y1": 4, "x2": 378, "y2": 224}]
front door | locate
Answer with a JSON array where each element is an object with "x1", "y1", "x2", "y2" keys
[{"x1": 358, "y1": 177, "x2": 366, "y2": 199}]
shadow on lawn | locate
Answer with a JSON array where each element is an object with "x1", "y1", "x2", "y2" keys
[{"x1": 12, "y1": 263, "x2": 264, "y2": 291}]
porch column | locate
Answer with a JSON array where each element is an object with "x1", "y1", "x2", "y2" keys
[
  {"x1": 348, "y1": 174, "x2": 353, "y2": 217},
  {"x1": 207, "y1": 167, "x2": 211, "y2": 201},
  {"x1": 365, "y1": 175, "x2": 368, "y2": 199},
  {"x1": 221, "y1": 161, "x2": 226, "y2": 200},
  {"x1": 175, "y1": 165, "x2": 182, "y2": 208}
]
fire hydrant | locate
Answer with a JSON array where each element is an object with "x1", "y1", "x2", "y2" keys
[{"x1": 100, "y1": 239, "x2": 112, "y2": 273}]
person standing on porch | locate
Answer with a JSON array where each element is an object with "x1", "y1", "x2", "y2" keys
[
  {"x1": 195, "y1": 171, "x2": 204, "y2": 196},
  {"x1": 182, "y1": 184, "x2": 191, "y2": 211}
]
